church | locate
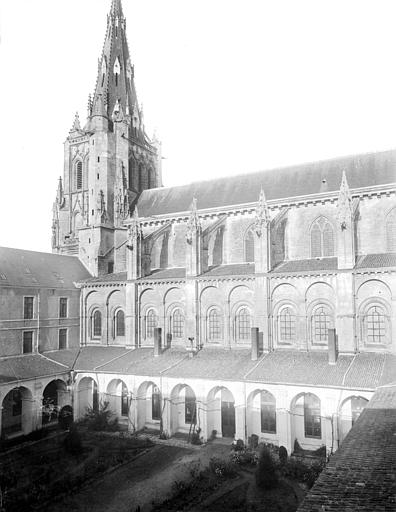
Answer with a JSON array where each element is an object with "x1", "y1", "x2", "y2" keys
[{"x1": 0, "y1": 0, "x2": 395, "y2": 459}]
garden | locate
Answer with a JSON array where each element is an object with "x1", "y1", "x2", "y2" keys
[
  {"x1": 151, "y1": 439, "x2": 326, "y2": 512},
  {"x1": 0, "y1": 403, "x2": 153, "y2": 512}
]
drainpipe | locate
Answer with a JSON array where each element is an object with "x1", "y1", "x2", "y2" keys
[{"x1": 37, "y1": 291, "x2": 40, "y2": 353}]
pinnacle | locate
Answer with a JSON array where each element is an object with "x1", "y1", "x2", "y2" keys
[{"x1": 111, "y1": 0, "x2": 123, "y2": 16}]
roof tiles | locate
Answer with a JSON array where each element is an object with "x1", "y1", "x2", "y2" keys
[{"x1": 0, "y1": 354, "x2": 70, "y2": 384}]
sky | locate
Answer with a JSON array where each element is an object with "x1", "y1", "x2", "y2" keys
[{"x1": 1, "y1": 0, "x2": 396, "y2": 252}]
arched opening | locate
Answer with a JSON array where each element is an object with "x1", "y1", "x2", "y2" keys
[
  {"x1": 363, "y1": 304, "x2": 387, "y2": 345},
  {"x1": 247, "y1": 390, "x2": 276, "y2": 440},
  {"x1": 91, "y1": 310, "x2": 102, "y2": 339},
  {"x1": 338, "y1": 396, "x2": 369, "y2": 445},
  {"x1": 277, "y1": 305, "x2": 296, "y2": 344},
  {"x1": 143, "y1": 309, "x2": 158, "y2": 342},
  {"x1": 114, "y1": 309, "x2": 125, "y2": 337},
  {"x1": 207, "y1": 386, "x2": 235, "y2": 439},
  {"x1": 170, "y1": 308, "x2": 184, "y2": 339},
  {"x1": 310, "y1": 217, "x2": 334, "y2": 258},
  {"x1": 235, "y1": 306, "x2": 251, "y2": 343},
  {"x1": 207, "y1": 307, "x2": 222, "y2": 342},
  {"x1": 1, "y1": 387, "x2": 33, "y2": 438},
  {"x1": 170, "y1": 384, "x2": 197, "y2": 435},
  {"x1": 291, "y1": 393, "x2": 322, "y2": 451},
  {"x1": 311, "y1": 304, "x2": 333, "y2": 344},
  {"x1": 136, "y1": 381, "x2": 161, "y2": 432},
  {"x1": 42, "y1": 379, "x2": 68, "y2": 426},
  {"x1": 77, "y1": 377, "x2": 99, "y2": 419},
  {"x1": 106, "y1": 379, "x2": 129, "y2": 424}
]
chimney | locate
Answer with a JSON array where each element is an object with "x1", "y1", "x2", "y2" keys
[
  {"x1": 154, "y1": 327, "x2": 162, "y2": 357},
  {"x1": 251, "y1": 327, "x2": 259, "y2": 361},
  {"x1": 328, "y1": 328, "x2": 338, "y2": 364}
]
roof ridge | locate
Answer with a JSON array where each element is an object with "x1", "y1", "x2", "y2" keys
[
  {"x1": 94, "y1": 347, "x2": 134, "y2": 370},
  {"x1": 147, "y1": 147, "x2": 396, "y2": 193},
  {"x1": 39, "y1": 352, "x2": 70, "y2": 370}
]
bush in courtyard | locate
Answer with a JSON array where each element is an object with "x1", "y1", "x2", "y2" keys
[
  {"x1": 209, "y1": 429, "x2": 217, "y2": 441},
  {"x1": 209, "y1": 457, "x2": 237, "y2": 478},
  {"x1": 232, "y1": 438, "x2": 245, "y2": 451},
  {"x1": 279, "y1": 445, "x2": 288, "y2": 466},
  {"x1": 249, "y1": 434, "x2": 259, "y2": 449},
  {"x1": 84, "y1": 401, "x2": 119, "y2": 432},
  {"x1": 190, "y1": 427, "x2": 202, "y2": 445},
  {"x1": 63, "y1": 424, "x2": 82, "y2": 455},
  {"x1": 255, "y1": 448, "x2": 279, "y2": 489},
  {"x1": 282, "y1": 458, "x2": 326, "y2": 488}
]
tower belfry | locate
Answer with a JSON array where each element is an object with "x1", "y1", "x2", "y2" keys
[{"x1": 52, "y1": 0, "x2": 162, "y2": 277}]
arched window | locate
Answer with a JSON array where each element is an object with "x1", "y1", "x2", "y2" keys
[
  {"x1": 244, "y1": 228, "x2": 255, "y2": 263},
  {"x1": 236, "y1": 307, "x2": 251, "y2": 342},
  {"x1": 310, "y1": 217, "x2": 334, "y2": 257},
  {"x1": 278, "y1": 306, "x2": 296, "y2": 343},
  {"x1": 145, "y1": 309, "x2": 158, "y2": 339},
  {"x1": 386, "y1": 208, "x2": 396, "y2": 252},
  {"x1": 171, "y1": 309, "x2": 184, "y2": 338},
  {"x1": 208, "y1": 308, "x2": 221, "y2": 341},
  {"x1": 364, "y1": 305, "x2": 386, "y2": 344},
  {"x1": 121, "y1": 382, "x2": 128, "y2": 416},
  {"x1": 115, "y1": 310, "x2": 125, "y2": 337},
  {"x1": 152, "y1": 385, "x2": 161, "y2": 420},
  {"x1": 92, "y1": 310, "x2": 102, "y2": 338},
  {"x1": 75, "y1": 161, "x2": 83, "y2": 190},
  {"x1": 261, "y1": 391, "x2": 276, "y2": 433},
  {"x1": 185, "y1": 388, "x2": 196, "y2": 424},
  {"x1": 304, "y1": 394, "x2": 321, "y2": 438},
  {"x1": 312, "y1": 305, "x2": 331, "y2": 344}
]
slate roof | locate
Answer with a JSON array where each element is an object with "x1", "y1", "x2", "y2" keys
[
  {"x1": 97, "y1": 347, "x2": 187, "y2": 375},
  {"x1": 0, "y1": 354, "x2": 70, "y2": 384},
  {"x1": 43, "y1": 349, "x2": 80, "y2": 369},
  {"x1": 245, "y1": 351, "x2": 393, "y2": 390},
  {"x1": 138, "y1": 149, "x2": 396, "y2": 217},
  {"x1": 272, "y1": 257, "x2": 338, "y2": 273},
  {"x1": 71, "y1": 346, "x2": 132, "y2": 372},
  {"x1": 139, "y1": 268, "x2": 186, "y2": 280},
  {"x1": 82, "y1": 272, "x2": 127, "y2": 284},
  {"x1": 163, "y1": 348, "x2": 258, "y2": 380},
  {"x1": 298, "y1": 385, "x2": 396, "y2": 512},
  {"x1": 356, "y1": 252, "x2": 396, "y2": 269},
  {"x1": 0, "y1": 247, "x2": 91, "y2": 288},
  {"x1": 201, "y1": 264, "x2": 255, "y2": 277}
]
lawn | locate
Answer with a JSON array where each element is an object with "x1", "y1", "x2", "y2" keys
[{"x1": 0, "y1": 427, "x2": 153, "y2": 512}]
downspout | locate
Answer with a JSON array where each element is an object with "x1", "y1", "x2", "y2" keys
[{"x1": 37, "y1": 290, "x2": 40, "y2": 353}]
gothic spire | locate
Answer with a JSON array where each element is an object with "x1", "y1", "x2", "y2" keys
[{"x1": 91, "y1": 0, "x2": 142, "y2": 137}]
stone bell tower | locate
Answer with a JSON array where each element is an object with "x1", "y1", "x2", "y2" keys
[{"x1": 52, "y1": 0, "x2": 162, "y2": 277}]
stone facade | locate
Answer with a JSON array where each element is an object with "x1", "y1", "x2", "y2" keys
[{"x1": 0, "y1": 0, "x2": 395, "y2": 469}]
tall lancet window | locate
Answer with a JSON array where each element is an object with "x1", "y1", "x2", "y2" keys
[
  {"x1": 310, "y1": 217, "x2": 334, "y2": 257},
  {"x1": 114, "y1": 57, "x2": 121, "y2": 87},
  {"x1": 75, "y1": 161, "x2": 83, "y2": 190}
]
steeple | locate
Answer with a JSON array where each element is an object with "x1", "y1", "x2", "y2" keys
[{"x1": 90, "y1": 0, "x2": 143, "y2": 140}]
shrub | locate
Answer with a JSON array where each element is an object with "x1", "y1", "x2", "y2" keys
[
  {"x1": 84, "y1": 401, "x2": 119, "y2": 432},
  {"x1": 209, "y1": 457, "x2": 237, "y2": 478},
  {"x1": 209, "y1": 429, "x2": 217, "y2": 441},
  {"x1": 59, "y1": 405, "x2": 74, "y2": 430},
  {"x1": 249, "y1": 434, "x2": 259, "y2": 449},
  {"x1": 279, "y1": 445, "x2": 288, "y2": 466},
  {"x1": 282, "y1": 458, "x2": 326, "y2": 488},
  {"x1": 255, "y1": 448, "x2": 279, "y2": 489},
  {"x1": 63, "y1": 424, "x2": 82, "y2": 455},
  {"x1": 232, "y1": 439, "x2": 245, "y2": 451}
]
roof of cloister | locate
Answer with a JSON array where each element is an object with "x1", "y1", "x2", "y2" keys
[
  {"x1": 298, "y1": 385, "x2": 396, "y2": 511},
  {"x1": 39, "y1": 348, "x2": 396, "y2": 391},
  {"x1": 0, "y1": 354, "x2": 70, "y2": 384}
]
